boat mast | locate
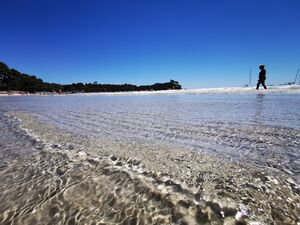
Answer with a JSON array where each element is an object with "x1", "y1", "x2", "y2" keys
[
  {"x1": 298, "y1": 68, "x2": 299, "y2": 85},
  {"x1": 294, "y1": 68, "x2": 299, "y2": 84},
  {"x1": 249, "y1": 69, "x2": 252, "y2": 87}
]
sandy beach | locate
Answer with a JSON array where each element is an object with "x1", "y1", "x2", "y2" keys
[{"x1": 2, "y1": 1, "x2": 300, "y2": 224}]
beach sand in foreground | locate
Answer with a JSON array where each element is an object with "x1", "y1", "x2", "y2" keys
[{"x1": 0, "y1": 111, "x2": 298, "y2": 225}]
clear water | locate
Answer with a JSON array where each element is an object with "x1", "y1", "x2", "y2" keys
[
  {"x1": 1, "y1": 93, "x2": 300, "y2": 174},
  {"x1": 0, "y1": 93, "x2": 299, "y2": 224}
]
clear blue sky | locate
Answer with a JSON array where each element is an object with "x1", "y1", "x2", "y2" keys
[{"x1": 1, "y1": 0, "x2": 299, "y2": 88}]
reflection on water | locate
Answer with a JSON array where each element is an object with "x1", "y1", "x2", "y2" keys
[{"x1": 253, "y1": 94, "x2": 265, "y2": 123}]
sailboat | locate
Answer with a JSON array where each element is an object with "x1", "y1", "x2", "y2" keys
[
  {"x1": 286, "y1": 68, "x2": 299, "y2": 85},
  {"x1": 243, "y1": 69, "x2": 252, "y2": 87}
]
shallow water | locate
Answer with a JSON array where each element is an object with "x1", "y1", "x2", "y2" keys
[
  {"x1": 0, "y1": 93, "x2": 300, "y2": 224},
  {"x1": 0, "y1": 115, "x2": 197, "y2": 224},
  {"x1": 1, "y1": 93, "x2": 300, "y2": 176}
]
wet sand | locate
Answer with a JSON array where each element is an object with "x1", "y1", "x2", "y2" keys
[{"x1": 0, "y1": 112, "x2": 298, "y2": 225}]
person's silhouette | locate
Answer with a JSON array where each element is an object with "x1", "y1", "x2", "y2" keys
[{"x1": 256, "y1": 64, "x2": 267, "y2": 90}]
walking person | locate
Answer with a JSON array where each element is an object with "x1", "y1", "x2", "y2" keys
[{"x1": 256, "y1": 64, "x2": 267, "y2": 90}]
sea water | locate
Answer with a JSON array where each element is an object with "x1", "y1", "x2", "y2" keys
[{"x1": 0, "y1": 92, "x2": 299, "y2": 224}]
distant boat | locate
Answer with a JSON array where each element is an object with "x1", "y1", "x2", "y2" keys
[
  {"x1": 278, "y1": 68, "x2": 299, "y2": 86},
  {"x1": 285, "y1": 68, "x2": 299, "y2": 85},
  {"x1": 243, "y1": 69, "x2": 252, "y2": 87}
]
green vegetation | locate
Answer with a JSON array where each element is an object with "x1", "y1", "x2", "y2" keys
[{"x1": 0, "y1": 62, "x2": 181, "y2": 93}]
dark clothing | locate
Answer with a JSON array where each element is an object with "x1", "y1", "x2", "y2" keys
[
  {"x1": 256, "y1": 79, "x2": 267, "y2": 89},
  {"x1": 259, "y1": 69, "x2": 266, "y2": 81},
  {"x1": 256, "y1": 68, "x2": 267, "y2": 90}
]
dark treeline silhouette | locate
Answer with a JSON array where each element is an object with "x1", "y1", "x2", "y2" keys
[{"x1": 0, "y1": 62, "x2": 181, "y2": 93}]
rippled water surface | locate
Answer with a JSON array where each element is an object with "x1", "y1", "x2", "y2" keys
[
  {"x1": 1, "y1": 93, "x2": 300, "y2": 174},
  {"x1": 0, "y1": 93, "x2": 299, "y2": 224}
]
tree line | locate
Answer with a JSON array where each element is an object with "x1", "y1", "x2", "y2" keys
[{"x1": 0, "y1": 61, "x2": 182, "y2": 93}]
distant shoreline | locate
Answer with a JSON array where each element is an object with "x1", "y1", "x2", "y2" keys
[{"x1": 1, "y1": 84, "x2": 300, "y2": 96}]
